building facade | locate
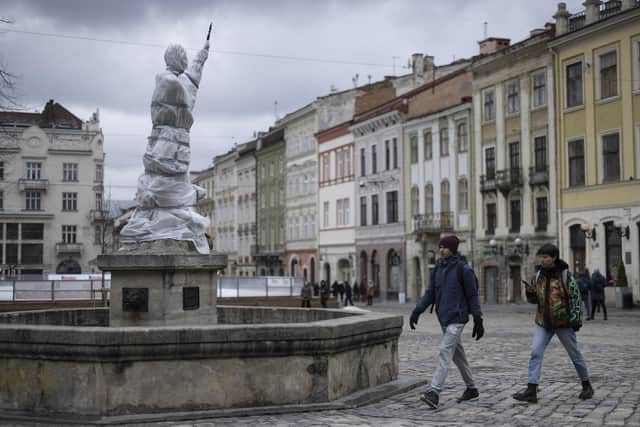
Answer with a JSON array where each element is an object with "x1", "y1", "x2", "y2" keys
[
  {"x1": 0, "y1": 100, "x2": 105, "y2": 276},
  {"x1": 192, "y1": 165, "x2": 215, "y2": 244},
  {"x1": 403, "y1": 67, "x2": 474, "y2": 304},
  {"x1": 470, "y1": 28, "x2": 558, "y2": 304},
  {"x1": 551, "y1": 0, "x2": 640, "y2": 301},
  {"x1": 212, "y1": 148, "x2": 238, "y2": 274},
  {"x1": 235, "y1": 141, "x2": 257, "y2": 276},
  {"x1": 317, "y1": 122, "x2": 356, "y2": 285},
  {"x1": 256, "y1": 128, "x2": 286, "y2": 276}
]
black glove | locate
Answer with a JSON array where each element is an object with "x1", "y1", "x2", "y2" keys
[
  {"x1": 572, "y1": 325, "x2": 581, "y2": 332},
  {"x1": 409, "y1": 309, "x2": 421, "y2": 330},
  {"x1": 472, "y1": 315, "x2": 484, "y2": 340}
]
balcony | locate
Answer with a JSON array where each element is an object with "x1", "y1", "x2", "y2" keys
[
  {"x1": 529, "y1": 166, "x2": 549, "y2": 187},
  {"x1": 90, "y1": 209, "x2": 108, "y2": 222},
  {"x1": 18, "y1": 178, "x2": 49, "y2": 192},
  {"x1": 480, "y1": 174, "x2": 497, "y2": 193},
  {"x1": 413, "y1": 212, "x2": 454, "y2": 235},
  {"x1": 55, "y1": 242, "x2": 83, "y2": 255},
  {"x1": 256, "y1": 243, "x2": 284, "y2": 255},
  {"x1": 496, "y1": 168, "x2": 522, "y2": 194}
]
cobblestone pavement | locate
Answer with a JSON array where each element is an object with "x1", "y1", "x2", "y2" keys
[{"x1": 147, "y1": 302, "x2": 640, "y2": 427}]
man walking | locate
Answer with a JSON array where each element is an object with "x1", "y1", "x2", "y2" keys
[
  {"x1": 409, "y1": 235, "x2": 484, "y2": 409},
  {"x1": 513, "y1": 243, "x2": 593, "y2": 403}
]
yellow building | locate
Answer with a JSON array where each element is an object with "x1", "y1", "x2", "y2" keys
[{"x1": 550, "y1": 0, "x2": 640, "y2": 302}]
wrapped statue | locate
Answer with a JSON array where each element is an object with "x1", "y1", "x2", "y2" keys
[{"x1": 120, "y1": 24, "x2": 212, "y2": 254}]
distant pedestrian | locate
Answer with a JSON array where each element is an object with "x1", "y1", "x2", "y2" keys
[
  {"x1": 409, "y1": 235, "x2": 484, "y2": 409},
  {"x1": 513, "y1": 243, "x2": 593, "y2": 404},
  {"x1": 320, "y1": 280, "x2": 330, "y2": 308},
  {"x1": 577, "y1": 272, "x2": 592, "y2": 320},
  {"x1": 590, "y1": 269, "x2": 607, "y2": 320},
  {"x1": 313, "y1": 282, "x2": 319, "y2": 297},
  {"x1": 344, "y1": 281, "x2": 353, "y2": 306},
  {"x1": 331, "y1": 281, "x2": 338, "y2": 299},
  {"x1": 361, "y1": 281, "x2": 368, "y2": 301},
  {"x1": 367, "y1": 280, "x2": 374, "y2": 305},
  {"x1": 353, "y1": 281, "x2": 360, "y2": 302},
  {"x1": 301, "y1": 281, "x2": 312, "y2": 308},
  {"x1": 338, "y1": 281, "x2": 345, "y2": 303}
]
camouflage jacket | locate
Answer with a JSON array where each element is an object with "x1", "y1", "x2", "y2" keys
[{"x1": 526, "y1": 259, "x2": 582, "y2": 329}]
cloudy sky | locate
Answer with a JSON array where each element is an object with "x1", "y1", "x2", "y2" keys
[{"x1": 0, "y1": 0, "x2": 584, "y2": 200}]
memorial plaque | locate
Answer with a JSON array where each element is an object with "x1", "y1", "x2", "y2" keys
[
  {"x1": 183, "y1": 286, "x2": 200, "y2": 310},
  {"x1": 122, "y1": 287, "x2": 149, "y2": 312}
]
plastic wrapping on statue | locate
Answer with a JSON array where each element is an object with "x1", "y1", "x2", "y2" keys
[{"x1": 119, "y1": 39, "x2": 211, "y2": 254}]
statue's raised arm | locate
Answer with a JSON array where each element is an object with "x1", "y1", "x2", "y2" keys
[{"x1": 185, "y1": 23, "x2": 212, "y2": 90}]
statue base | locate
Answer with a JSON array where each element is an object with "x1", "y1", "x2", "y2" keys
[{"x1": 98, "y1": 244, "x2": 227, "y2": 327}]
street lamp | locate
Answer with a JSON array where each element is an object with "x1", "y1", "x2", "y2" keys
[
  {"x1": 614, "y1": 222, "x2": 630, "y2": 240},
  {"x1": 489, "y1": 239, "x2": 503, "y2": 255},
  {"x1": 580, "y1": 223, "x2": 597, "y2": 241},
  {"x1": 514, "y1": 238, "x2": 529, "y2": 256}
]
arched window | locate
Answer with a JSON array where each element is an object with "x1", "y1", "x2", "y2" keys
[
  {"x1": 411, "y1": 186, "x2": 419, "y2": 216},
  {"x1": 458, "y1": 178, "x2": 468, "y2": 211},
  {"x1": 425, "y1": 183, "x2": 434, "y2": 215},
  {"x1": 441, "y1": 180, "x2": 450, "y2": 213}
]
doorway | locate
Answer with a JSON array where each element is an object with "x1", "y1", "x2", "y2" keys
[{"x1": 510, "y1": 265, "x2": 522, "y2": 303}]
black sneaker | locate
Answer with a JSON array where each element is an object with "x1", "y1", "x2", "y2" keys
[
  {"x1": 579, "y1": 383, "x2": 594, "y2": 400},
  {"x1": 513, "y1": 385, "x2": 538, "y2": 403},
  {"x1": 419, "y1": 390, "x2": 439, "y2": 408},
  {"x1": 457, "y1": 387, "x2": 479, "y2": 402}
]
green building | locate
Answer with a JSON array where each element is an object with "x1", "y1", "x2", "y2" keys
[{"x1": 255, "y1": 128, "x2": 286, "y2": 275}]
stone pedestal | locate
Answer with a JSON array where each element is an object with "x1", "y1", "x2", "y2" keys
[{"x1": 97, "y1": 252, "x2": 227, "y2": 327}]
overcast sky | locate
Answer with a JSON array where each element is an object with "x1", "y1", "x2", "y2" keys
[{"x1": 0, "y1": 0, "x2": 584, "y2": 200}]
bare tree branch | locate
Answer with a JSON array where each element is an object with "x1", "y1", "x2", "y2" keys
[{"x1": 0, "y1": 17, "x2": 22, "y2": 111}]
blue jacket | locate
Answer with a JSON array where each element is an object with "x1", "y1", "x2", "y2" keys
[{"x1": 414, "y1": 253, "x2": 482, "y2": 326}]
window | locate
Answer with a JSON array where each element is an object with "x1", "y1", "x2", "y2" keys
[
  {"x1": 371, "y1": 145, "x2": 377, "y2": 174},
  {"x1": 483, "y1": 89, "x2": 495, "y2": 121},
  {"x1": 570, "y1": 224, "x2": 586, "y2": 272},
  {"x1": 95, "y1": 193, "x2": 103, "y2": 210},
  {"x1": 25, "y1": 191, "x2": 41, "y2": 211},
  {"x1": 59, "y1": 192, "x2": 74, "y2": 212},
  {"x1": 372, "y1": 195, "x2": 379, "y2": 225},
  {"x1": 566, "y1": 61, "x2": 583, "y2": 108},
  {"x1": 302, "y1": 175, "x2": 308, "y2": 194},
  {"x1": 458, "y1": 178, "x2": 468, "y2": 211},
  {"x1": 261, "y1": 193, "x2": 266, "y2": 208},
  {"x1": 322, "y1": 155, "x2": 329, "y2": 182},
  {"x1": 510, "y1": 199, "x2": 521, "y2": 233},
  {"x1": 385, "y1": 140, "x2": 390, "y2": 170},
  {"x1": 26, "y1": 162, "x2": 41, "y2": 180},
  {"x1": 507, "y1": 80, "x2": 520, "y2": 115},
  {"x1": 0, "y1": 161, "x2": 4, "y2": 180},
  {"x1": 94, "y1": 225, "x2": 102, "y2": 245},
  {"x1": 441, "y1": 180, "x2": 450, "y2": 213},
  {"x1": 269, "y1": 161, "x2": 274, "y2": 177},
  {"x1": 63, "y1": 163, "x2": 78, "y2": 181},
  {"x1": 345, "y1": 148, "x2": 351, "y2": 176},
  {"x1": 337, "y1": 199, "x2": 343, "y2": 226},
  {"x1": 360, "y1": 196, "x2": 367, "y2": 226},
  {"x1": 423, "y1": 130, "x2": 432, "y2": 160},
  {"x1": 337, "y1": 151, "x2": 344, "y2": 179},
  {"x1": 22, "y1": 223, "x2": 44, "y2": 239},
  {"x1": 360, "y1": 148, "x2": 366, "y2": 176},
  {"x1": 602, "y1": 132, "x2": 620, "y2": 182},
  {"x1": 599, "y1": 50, "x2": 618, "y2": 99},
  {"x1": 411, "y1": 186, "x2": 419, "y2": 216},
  {"x1": 534, "y1": 136, "x2": 547, "y2": 170},
  {"x1": 410, "y1": 134, "x2": 418, "y2": 164},
  {"x1": 509, "y1": 142, "x2": 520, "y2": 170},
  {"x1": 392, "y1": 138, "x2": 398, "y2": 169},
  {"x1": 7, "y1": 223, "x2": 17, "y2": 239},
  {"x1": 0, "y1": 190, "x2": 2, "y2": 210},
  {"x1": 342, "y1": 198, "x2": 350, "y2": 226},
  {"x1": 439, "y1": 127, "x2": 449, "y2": 157},
  {"x1": 261, "y1": 164, "x2": 266, "y2": 179},
  {"x1": 532, "y1": 72, "x2": 546, "y2": 108},
  {"x1": 386, "y1": 191, "x2": 398, "y2": 223},
  {"x1": 568, "y1": 139, "x2": 585, "y2": 187},
  {"x1": 62, "y1": 225, "x2": 77, "y2": 244},
  {"x1": 425, "y1": 183, "x2": 433, "y2": 215},
  {"x1": 21, "y1": 244, "x2": 43, "y2": 264},
  {"x1": 270, "y1": 190, "x2": 275, "y2": 207},
  {"x1": 486, "y1": 203, "x2": 497, "y2": 235},
  {"x1": 536, "y1": 197, "x2": 548, "y2": 231},
  {"x1": 485, "y1": 147, "x2": 496, "y2": 179},
  {"x1": 323, "y1": 201, "x2": 329, "y2": 227},
  {"x1": 457, "y1": 121, "x2": 468, "y2": 153}
]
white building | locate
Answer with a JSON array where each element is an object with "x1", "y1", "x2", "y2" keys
[
  {"x1": 317, "y1": 121, "x2": 356, "y2": 285},
  {"x1": 212, "y1": 148, "x2": 238, "y2": 273},
  {"x1": 0, "y1": 100, "x2": 105, "y2": 276},
  {"x1": 235, "y1": 141, "x2": 257, "y2": 276}
]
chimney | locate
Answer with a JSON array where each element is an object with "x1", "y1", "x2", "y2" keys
[
  {"x1": 424, "y1": 55, "x2": 435, "y2": 73},
  {"x1": 553, "y1": 3, "x2": 570, "y2": 36},
  {"x1": 478, "y1": 37, "x2": 511, "y2": 55},
  {"x1": 529, "y1": 28, "x2": 546, "y2": 37},
  {"x1": 412, "y1": 53, "x2": 424, "y2": 80},
  {"x1": 622, "y1": 0, "x2": 635, "y2": 9},
  {"x1": 583, "y1": 0, "x2": 602, "y2": 25}
]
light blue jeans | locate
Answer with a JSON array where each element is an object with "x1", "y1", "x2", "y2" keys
[
  {"x1": 528, "y1": 325, "x2": 589, "y2": 384},
  {"x1": 431, "y1": 323, "x2": 475, "y2": 392}
]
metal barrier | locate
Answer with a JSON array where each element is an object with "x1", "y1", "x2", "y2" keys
[
  {"x1": 0, "y1": 279, "x2": 111, "y2": 302},
  {"x1": 217, "y1": 276, "x2": 304, "y2": 298}
]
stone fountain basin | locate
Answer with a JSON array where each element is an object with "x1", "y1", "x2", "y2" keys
[{"x1": 0, "y1": 306, "x2": 402, "y2": 420}]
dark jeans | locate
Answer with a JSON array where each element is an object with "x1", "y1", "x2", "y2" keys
[
  {"x1": 591, "y1": 300, "x2": 607, "y2": 319},
  {"x1": 302, "y1": 299, "x2": 311, "y2": 308},
  {"x1": 367, "y1": 296, "x2": 373, "y2": 305},
  {"x1": 344, "y1": 295, "x2": 353, "y2": 306},
  {"x1": 320, "y1": 296, "x2": 328, "y2": 308}
]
